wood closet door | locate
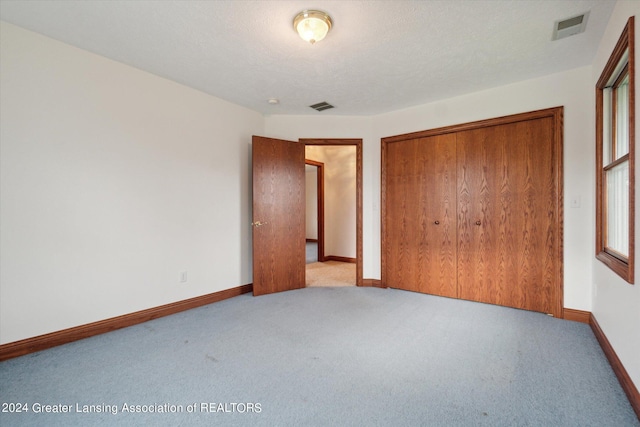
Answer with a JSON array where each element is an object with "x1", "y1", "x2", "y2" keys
[
  {"x1": 385, "y1": 133, "x2": 457, "y2": 297},
  {"x1": 456, "y1": 117, "x2": 559, "y2": 315}
]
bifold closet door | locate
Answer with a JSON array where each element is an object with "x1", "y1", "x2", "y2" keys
[
  {"x1": 456, "y1": 117, "x2": 558, "y2": 314},
  {"x1": 385, "y1": 133, "x2": 457, "y2": 297}
]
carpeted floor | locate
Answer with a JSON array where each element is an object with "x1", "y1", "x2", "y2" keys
[
  {"x1": 305, "y1": 261, "x2": 355, "y2": 287},
  {"x1": 305, "y1": 242, "x2": 318, "y2": 264},
  {"x1": 1, "y1": 287, "x2": 638, "y2": 426}
]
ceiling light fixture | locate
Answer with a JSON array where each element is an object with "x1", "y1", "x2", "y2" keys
[{"x1": 293, "y1": 10, "x2": 332, "y2": 44}]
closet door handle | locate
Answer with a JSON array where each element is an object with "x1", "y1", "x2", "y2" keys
[
  {"x1": 475, "y1": 220, "x2": 481, "y2": 226},
  {"x1": 434, "y1": 220, "x2": 440, "y2": 225}
]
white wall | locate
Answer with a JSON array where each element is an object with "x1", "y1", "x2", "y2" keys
[
  {"x1": 0, "y1": 22, "x2": 263, "y2": 344},
  {"x1": 591, "y1": 0, "x2": 640, "y2": 390},
  {"x1": 305, "y1": 145, "x2": 357, "y2": 259},
  {"x1": 305, "y1": 166, "x2": 318, "y2": 240}
]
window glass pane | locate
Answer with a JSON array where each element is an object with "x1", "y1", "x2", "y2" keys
[
  {"x1": 615, "y1": 73, "x2": 630, "y2": 158},
  {"x1": 603, "y1": 88, "x2": 612, "y2": 165},
  {"x1": 606, "y1": 161, "x2": 629, "y2": 257}
]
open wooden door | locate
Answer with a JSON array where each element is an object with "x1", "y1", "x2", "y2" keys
[{"x1": 252, "y1": 136, "x2": 306, "y2": 296}]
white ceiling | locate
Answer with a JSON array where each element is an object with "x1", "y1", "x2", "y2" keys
[{"x1": 0, "y1": 0, "x2": 615, "y2": 116}]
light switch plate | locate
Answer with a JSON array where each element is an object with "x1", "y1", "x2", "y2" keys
[{"x1": 570, "y1": 196, "x2": 581, "y2": 208}]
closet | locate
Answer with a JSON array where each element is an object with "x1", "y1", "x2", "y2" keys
[{"x1": 382, "y1": 107, "x2": 563, "y2": 317}]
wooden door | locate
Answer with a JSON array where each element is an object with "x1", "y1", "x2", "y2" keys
[
  {"x1": 382, "y1": 107, "x2": 563, "y2": 317},
  {"x1": 456, "y1": 117, "x2": 559, "y2": 315},
  {"x1": 385, "y1": 133, "x2": 457, "y2": 297},
  {"x1": 252, "y1": 136, "x2": 305, "y2": 296}
]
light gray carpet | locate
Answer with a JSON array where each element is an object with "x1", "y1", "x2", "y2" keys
[
  {"x1": 306, "y1": 242, "x2": 318, "y2": 264},
  {"x1": 1, "y1": 287, "x2": 638, "y2": 426}
]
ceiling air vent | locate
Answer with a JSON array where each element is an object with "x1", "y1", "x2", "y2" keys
[
  {"x1": 552, "y1": 11, "x2": 589, "y2": 41},
  {"x1": 310, "y1": 101, "x2": 334, "y2": 112}
]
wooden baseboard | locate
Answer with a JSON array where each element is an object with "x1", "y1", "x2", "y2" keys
[
  {"x1": 590, "y1": 314, "x2": 640, "y2": 420},
  {"x1": 361, "y1": 279, "x2": 386, "y2": 288},
  {"x1": 563, "y1": 308, "x2": 591, "y2": 324},
  {"x1": 0, "y1": 284, "x2": 253, "y2": 362},
  {"x1": 325, "y1": 255, "x2": 357, "y2": 264}
]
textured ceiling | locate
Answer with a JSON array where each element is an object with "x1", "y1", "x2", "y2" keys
[{"x1": 0, "y1": 0, "x2": 615, "y2": 116}]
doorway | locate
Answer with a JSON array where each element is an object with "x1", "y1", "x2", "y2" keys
[
  {"x1": 251, "y1": 135, "x2": 363, "y2": 296},
  {"x1": 302, "y1": 139, "x2": 363, "y2": 288}
]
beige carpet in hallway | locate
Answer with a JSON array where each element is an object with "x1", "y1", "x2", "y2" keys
[{"x1": 305, "y1": 261, "x2": 356, "y2": 287}]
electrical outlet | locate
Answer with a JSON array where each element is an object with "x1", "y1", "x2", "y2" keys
[{"x1": 180, "y1": 271, "x2": 188, "y2": 283}]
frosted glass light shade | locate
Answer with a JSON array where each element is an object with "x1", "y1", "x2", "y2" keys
[{"x1": 294, "y1": 10, "x2": 332, "y2": 44}]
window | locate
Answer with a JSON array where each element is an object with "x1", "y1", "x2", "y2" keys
[{"x1": 596, "y1": 17, "x2": 635, "y2": 283}]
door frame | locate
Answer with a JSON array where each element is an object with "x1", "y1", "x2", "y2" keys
[
  {"x1": 381, "y1": 107, "x2": 564, "y2": 317},
  {"x1": 301, "y1": 139, "x2": 364, "y2": 287},
  {"x1": 305, "y1": 159, "x2": 325, "y2": 262}
]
